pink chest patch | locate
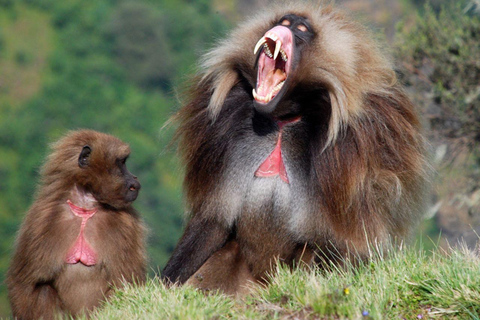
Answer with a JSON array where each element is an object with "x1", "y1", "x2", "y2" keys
[
  {"x1": 65, "y1": 200, "x2": 98, "y2": 266},
  {"x1": 255, "y1": 117, "x2": 300, "y2": 183}
]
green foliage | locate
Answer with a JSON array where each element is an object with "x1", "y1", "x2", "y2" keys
[
  {"x1": 409, "y1": 0, "x2": 448, "y2": 11},
  {"x1": 0, "y1": 0, "x2": 229, "y2": 316},
  {"x1": 89, "y1": 245, "x2": 480, "y2": 319},
  {"x1": 107, "y1": 2, "x2": 174, "y2": 89},
  {"x1": 396, "y1": 1, "x2": 480, "y2": 160},
  {"x1": 0, "y1": 0, "x2": 13, "y2": 8},
  {"x1": 0, "y1": 32, "x2": 5, "y2": 55}
]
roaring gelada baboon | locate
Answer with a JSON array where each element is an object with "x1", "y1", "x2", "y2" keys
[
  {"x1": 7, "y1": 130, "x2": 146, "y2": 319},
  {"x1": 163, "y1": 2, "x2": 430, "y2": 294}
]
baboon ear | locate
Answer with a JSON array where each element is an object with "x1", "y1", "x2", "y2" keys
[{"x1": 78, "y1": 145, "x2": 92, "y2": 168}]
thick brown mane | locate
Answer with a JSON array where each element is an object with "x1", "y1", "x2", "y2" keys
[{"x1": 165, "y1": 1, "x2": 430, "y2": 294}]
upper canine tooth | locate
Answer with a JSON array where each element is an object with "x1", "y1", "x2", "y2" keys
[
  {"x1": 273, "y1": 40, "x2": 282, "y2": 60},
  {"x1": 254, "y1": 37, "x2": 266, "y2": 55}
]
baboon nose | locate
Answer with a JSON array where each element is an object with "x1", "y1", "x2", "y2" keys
[
  {"x1": 125, "y1": 179, "x2": 141, "y2": 203},
  {"x1": 129, "y1": 180, "x2": 141, "y2": 192},
  {"x1": 128, "y1": 180, "x2": 142, "y2": 191}
]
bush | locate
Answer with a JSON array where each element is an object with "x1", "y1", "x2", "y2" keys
[
  {"x1": 396, "y1": 0, "x2": 480, "y2": 248},
  {"x1": 396, "y1": 1, "x2": 480, "y2": 161},
  {"x1": 107, "y1": 2, "x2": 174, "y2": 90}
]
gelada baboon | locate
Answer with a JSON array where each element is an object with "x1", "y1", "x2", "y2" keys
[
  {"x1": 163, "y1": 2, "x2": 429, "y2": 294},
  {"x1": 7, "y1": 130, "x2": 146, "y2": 319}
]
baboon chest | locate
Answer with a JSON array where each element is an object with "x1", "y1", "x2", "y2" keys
[
  {"x1": 64, "y1": 200, "x2": 99, "y2": 266},
  {"x1": 56, "y1": 264, "x2": 109, "y2": 316},
  {"x1": 235, "y1": 178, "x2": 300, "y2": 277}
]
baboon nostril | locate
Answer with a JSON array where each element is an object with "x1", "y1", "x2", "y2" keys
[{"x1": 128, "y1": 180, "x2": 141, "y2": 192}]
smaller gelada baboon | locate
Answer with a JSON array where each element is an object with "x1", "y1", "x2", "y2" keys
[{"x1": 7, "y1": 130, "x2": 146, "y2": 319}]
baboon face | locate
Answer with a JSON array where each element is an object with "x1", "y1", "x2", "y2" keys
[
  {"x1": 253, "y1": 14, "x2": 315, "y2": 114},
  {"x1": 76, "y1": 141, "x2": 141, "y2": 209}
]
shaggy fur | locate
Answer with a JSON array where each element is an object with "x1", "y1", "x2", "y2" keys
[
  {"x1": 163, "y1": 1, "x2": 430, "y2": 294},
  {"x1": 7, "y1": 130, "x2": 146, "y2": 319}
]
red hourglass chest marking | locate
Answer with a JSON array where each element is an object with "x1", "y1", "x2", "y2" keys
[
  {"x1": 254, "y1": 117, "x2": 300, "y2": 183},
  {"x1": 65, "y1": 200, "x2": 98, "y2": 266}
]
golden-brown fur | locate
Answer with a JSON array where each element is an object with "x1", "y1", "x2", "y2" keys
[
  {"x1": 163, "y1": 1, "x2": 430, "y2": 295},
  {"x1": 7, "y1": 130, "x2": 146, "y2": 319}
]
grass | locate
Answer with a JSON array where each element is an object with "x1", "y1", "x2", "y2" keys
[{"x1": 89, "y1": 244, "x2": 480, "y2": 320}]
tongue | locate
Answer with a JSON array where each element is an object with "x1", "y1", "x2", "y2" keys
[{"x1": 258, "y1": 68, "x2": 286, "y2": 96}]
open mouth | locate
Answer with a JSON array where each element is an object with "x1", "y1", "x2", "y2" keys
[{"x1": 253, "y1": 26, "x2": 293, "y2": 104}]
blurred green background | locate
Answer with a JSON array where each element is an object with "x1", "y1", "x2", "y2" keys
[{"x1": 0, "y1": 0, "x2": 479, "y2": 317}]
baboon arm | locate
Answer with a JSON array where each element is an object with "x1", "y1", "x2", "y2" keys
[
  {"x1": 9, "y1": 282, "x2": 61, "y2": 320},
  {"x1": 162, "y1": 217, "x2": 230, "y2": 285}
]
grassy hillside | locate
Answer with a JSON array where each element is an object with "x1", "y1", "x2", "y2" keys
[{"x1": 89, "y1": 245, "x2": 480, "y2": 319}]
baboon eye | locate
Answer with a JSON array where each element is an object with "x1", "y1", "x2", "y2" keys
[
  {"x1": 78, "y1": 145, "x2": 92, "y2": 168},
  {"x1": 280, "y1": 19, "x2": 291, "y2": 26},
  {"x1": 297, "y1": 24, "x2": 307, "y2": 32}
]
